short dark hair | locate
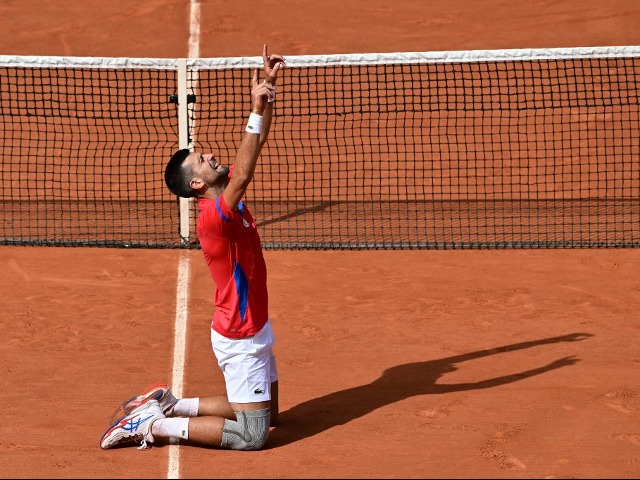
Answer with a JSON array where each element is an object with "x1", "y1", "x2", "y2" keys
[{"x1": 164, "y1": 149, "x2": 195, "y2": 198}]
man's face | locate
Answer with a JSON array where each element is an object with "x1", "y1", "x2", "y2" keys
[{"x1": 185, "y1": 152, "x2": 229, "y2": 188}]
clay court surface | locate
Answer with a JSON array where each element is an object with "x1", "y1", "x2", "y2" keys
[{"x1": 2, "y1": 1, "x2": 640, "y2": 478}]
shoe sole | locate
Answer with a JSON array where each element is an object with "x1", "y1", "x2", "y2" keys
[{"x1": 108, "y1": 382, "x2": 168, "y2": 425}]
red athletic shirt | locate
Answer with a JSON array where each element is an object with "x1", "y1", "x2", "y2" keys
[{"x1": 196, "y1": 194, "x2": 269, "y2": 338}]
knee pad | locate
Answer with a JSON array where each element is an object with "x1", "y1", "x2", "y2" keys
[{"x1": 221, "y1": 408, "x2": 270, "y2": 451}]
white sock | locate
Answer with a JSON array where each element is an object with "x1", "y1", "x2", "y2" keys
[
  {"x1": 167, "y1": 398, "x2": 200, "y2": 417},
  {"x1": 152, "y1": 417, "x2": 190, "y2": 440}
]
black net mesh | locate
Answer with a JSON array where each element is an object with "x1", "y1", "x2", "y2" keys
[
  {"x1": 192, "y1": 57, "x2": 640, "y2": 249},
  {"x1": 1, "y1": 53, "x2": 639, "y2": 249},
  {"x1": 0, "y1": 66, "x2": 180, "y2": 247}
]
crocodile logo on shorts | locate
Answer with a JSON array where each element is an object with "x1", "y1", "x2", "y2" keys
[{"x1": 254, "y1": 388, "x2": 264, "y2": 395}]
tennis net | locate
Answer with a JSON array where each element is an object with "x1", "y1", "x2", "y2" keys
[{"x1": 1, "y1": 46, "x2": 639, "y2": 249}]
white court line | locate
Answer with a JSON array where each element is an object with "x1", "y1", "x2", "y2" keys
[
  {"x1": 167, "y1": 251, "x2": 190, "y2": 479},
  {"x1": 188, "y1": 0, "x2": 201, "y2": 59},
  {"x1": 167, "y1": 1, "x2": 200, "y2": 478}
]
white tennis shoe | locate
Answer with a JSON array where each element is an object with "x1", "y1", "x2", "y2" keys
[
  {"x1": 109, "y1": 382, "x2": 178, "y2": 424},
  {"x1": 100, "y1": 399, "x2": 165, "y2": 450}
]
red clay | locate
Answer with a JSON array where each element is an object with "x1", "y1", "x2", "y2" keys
[{"x1": 1, "y1": 1, "x2": 639, "y2": 478}]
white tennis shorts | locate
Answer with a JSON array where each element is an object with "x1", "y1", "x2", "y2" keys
[{"x1": 210, "y1": 319, "x2": 278, "y2": 403}]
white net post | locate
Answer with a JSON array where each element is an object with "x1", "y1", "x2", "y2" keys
[{"x1": 177, "y1": 58, "x2": 192, "y2": 244}]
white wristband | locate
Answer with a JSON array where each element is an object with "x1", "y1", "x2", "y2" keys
[{"x1": 245, "y1": 112, "x2": 263, "y2": 134}]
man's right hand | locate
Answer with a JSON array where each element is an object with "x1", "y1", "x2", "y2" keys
[{"x1": 262, "y1": 44, "x2": 286, "y2": 86}]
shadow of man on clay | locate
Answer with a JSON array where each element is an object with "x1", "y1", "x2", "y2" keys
[{"x1": 267, "y1": 332, "x2": 592, "y2": 447}]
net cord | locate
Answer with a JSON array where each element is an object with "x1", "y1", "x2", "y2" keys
[{"x1": 2, "y1": 45, "x2": 640, "y2": 69}]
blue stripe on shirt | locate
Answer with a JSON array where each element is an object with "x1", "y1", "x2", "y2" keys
[
  {"x1": 215, "y1": 197, "x2": 231, "y2": 222},
  {"x1": 233, "y1": 260, "x2": 249, "y2": 323}
]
